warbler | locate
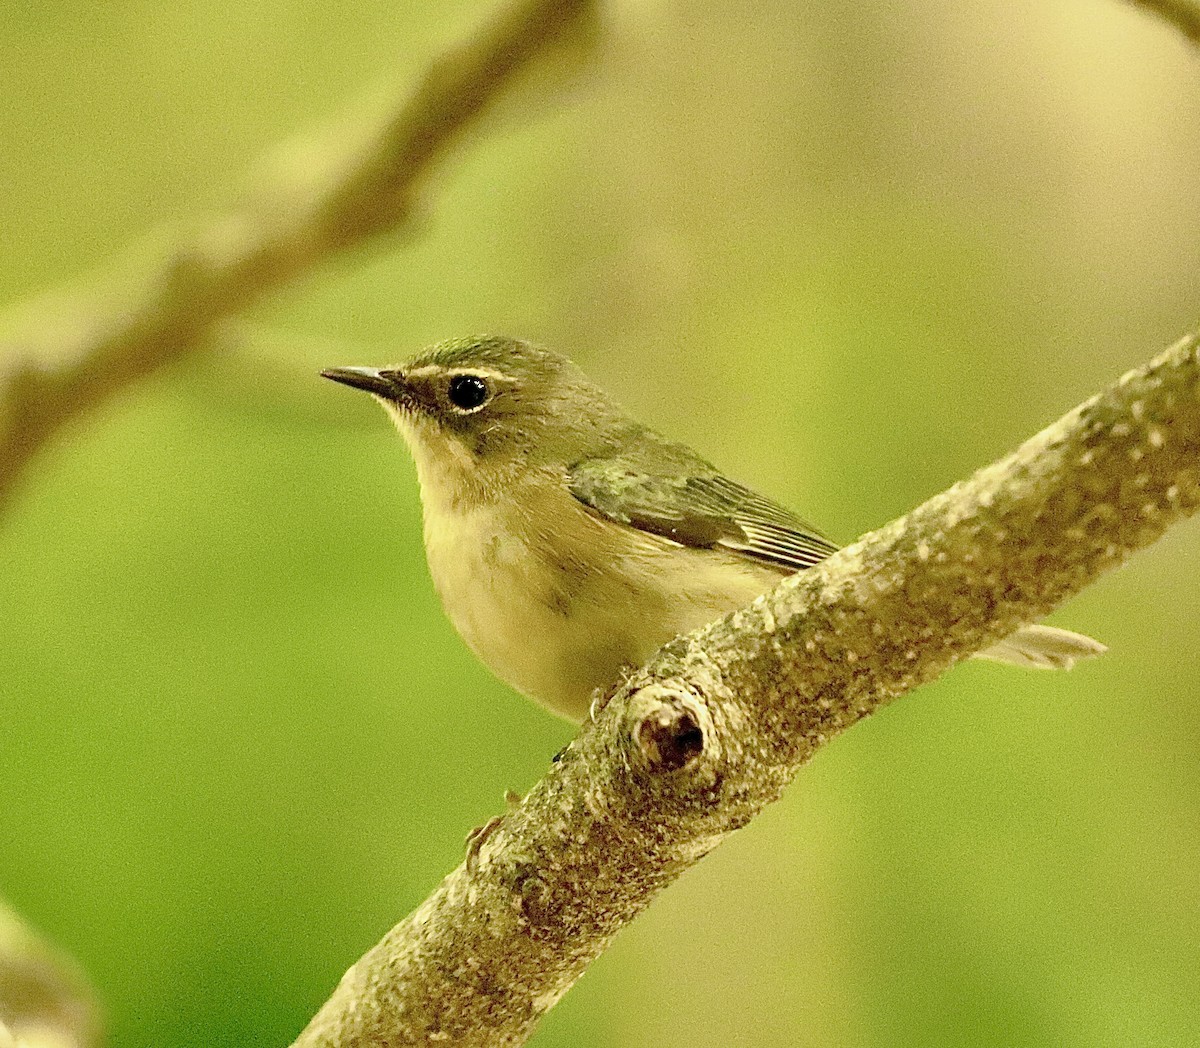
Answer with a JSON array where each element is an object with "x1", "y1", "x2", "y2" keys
[{"x1": 323, "y1": 336, "x2": 1104, "y2": 722}]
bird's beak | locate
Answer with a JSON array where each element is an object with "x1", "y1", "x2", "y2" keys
[{"x1": 321, "y1": 366, "x2": 399, "y2": 399}]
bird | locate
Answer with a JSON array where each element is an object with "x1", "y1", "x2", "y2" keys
[{"x1": 322, "y1": 335, "x2": 1104, "y2": 722}]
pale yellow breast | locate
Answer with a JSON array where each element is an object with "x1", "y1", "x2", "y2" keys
[{"x1": 419, "y1": 469, "x2": 783, "y2": 721}]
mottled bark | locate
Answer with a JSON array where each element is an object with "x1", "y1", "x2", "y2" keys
[
  {"x1": 2, "y1": 1, "x2": 1198, "y2": 1044},
  {"x1": 292, "y1": 333, "x2": 1200, "y2": 1046}
]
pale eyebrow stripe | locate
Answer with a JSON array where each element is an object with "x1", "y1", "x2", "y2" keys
[
  {"x1": 405, "y1": 365, "x2": 510, "y2": 382},
  {"x1": 447, "y1": 367, "x2": 508, "y2": 381}
]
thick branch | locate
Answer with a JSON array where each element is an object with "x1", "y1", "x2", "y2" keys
[
  {"x1": 292, "y1": 332, "x2": 1200, "y2": 1046},
  {"x1": 0, "y1": 0, "x2": 597, "y2": 514}
]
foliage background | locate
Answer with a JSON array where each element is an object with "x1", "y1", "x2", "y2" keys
[{"x1": 2, "y1": 1, "x2": 1198, "y2": 1045}]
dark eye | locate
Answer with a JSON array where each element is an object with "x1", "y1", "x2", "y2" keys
[{"x1": 447, "y1": 374, "x2": 491, "y2": 411}]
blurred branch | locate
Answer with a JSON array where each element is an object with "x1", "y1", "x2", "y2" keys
[
  {"x1": 0, "y1": 0, "x2": 599, "y2": 514},
  {"x1": 1127, "y1": 0, "x2": 1200, "y2": 45},
  {"x1": 292, "y1": 328, "x2": 1200, "y2": 1047},
  {"x1": 0, "y1": 901, "x2": 100, "y2": 1048}
]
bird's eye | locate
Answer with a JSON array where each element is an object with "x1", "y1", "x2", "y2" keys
[{"x1": 447, "y1": 374, "x2": 491, "y2": 411}]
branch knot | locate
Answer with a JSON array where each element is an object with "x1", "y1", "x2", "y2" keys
[{"x1": 629, "y1": 685, "x2": 715, "y2": 775}]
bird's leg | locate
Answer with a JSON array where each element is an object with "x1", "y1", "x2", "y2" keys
[{"x1": 551, "y1": 666, "x2": 637, "y2": 763}]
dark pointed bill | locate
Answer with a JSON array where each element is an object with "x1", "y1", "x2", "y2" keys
[{"x1": 321, "y1": 367, "x2": 396, "y2": 398}]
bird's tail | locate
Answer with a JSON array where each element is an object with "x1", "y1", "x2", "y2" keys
[{"x1": 976, "y1": 624, "x2": 1107, "y2": 670}]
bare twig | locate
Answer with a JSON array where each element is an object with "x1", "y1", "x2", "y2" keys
[
  {"x1": 291, "y1": 330, "x2": 1200, "y2": 1046},
  {"x1": 0, "y1": 0, "x2": 598, "y2": 513},
  {"x1": 1126, "y1": 0, "x2": 1200, "y2": 44}
]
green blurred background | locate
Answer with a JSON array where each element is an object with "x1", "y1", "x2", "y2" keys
[{"x1": 2, "y1": 1, "x2": 1199, "y2": 1045}]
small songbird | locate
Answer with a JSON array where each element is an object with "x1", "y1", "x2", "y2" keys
[{"x1": 322, "y1": 336, "x2": 1104, "y2": 722}]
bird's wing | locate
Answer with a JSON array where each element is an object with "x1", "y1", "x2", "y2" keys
[{"x1": 567, "y1": 459, "x2": 840, "y2": 572}]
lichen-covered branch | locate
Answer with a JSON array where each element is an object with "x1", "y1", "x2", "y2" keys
[
  {"x1": 0, "y1": 902, "x2": 100, "y2": 1048},
  {"x1": 1127, "y1": 0, "x2": 1200, "y2": 45},
  {"x1": 292, "y1": 332, "x2": 1200, "y2": 1046},
  {"x1": 0, "y1": 0, "x2": 598, "y2": 514}
]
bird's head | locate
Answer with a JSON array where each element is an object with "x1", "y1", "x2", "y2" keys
[{"x1": 323, "y1": 335, "x2": 627, "y2": 504}]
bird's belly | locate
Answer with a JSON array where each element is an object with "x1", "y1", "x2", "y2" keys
[
  {"x1": 423, "y1": 503, "x2": 782, "y2": 721},
  {"x1": 424, "y1": 515, "x2": 634, "y2": 720}
]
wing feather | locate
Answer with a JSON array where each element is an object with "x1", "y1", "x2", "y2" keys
[{"x1": 568, "y1": 458, "x2": 839, "y2": 572}]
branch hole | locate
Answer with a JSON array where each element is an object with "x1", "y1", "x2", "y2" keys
[{"x1": 637, "y1": 708, "x2": 706, "y2": 772}]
